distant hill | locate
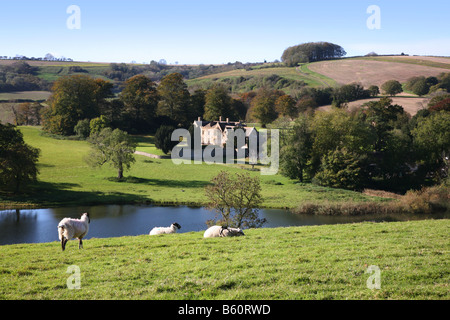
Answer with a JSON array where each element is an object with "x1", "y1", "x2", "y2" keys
[
  {"x1": 308, "y1": 55, "x2": 450, "y2": 87},
  {"x1": 1, "y1": 55, "x2": 449, "y2": 97}
]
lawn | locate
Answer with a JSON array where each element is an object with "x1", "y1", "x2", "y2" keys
[
  {"x1": 0, "y1": 126, "x2": 385, "y2": 209},
  {"x1": 0, "y1": 219, "x2": 448, "y2": 299}
]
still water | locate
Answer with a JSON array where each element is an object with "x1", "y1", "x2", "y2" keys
[{"x1": 0, "y1": 205, "x2": 447, "y2": 245}]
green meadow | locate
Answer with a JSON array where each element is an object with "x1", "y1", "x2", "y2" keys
[
  {"x1": 0, "y1": 219, "x2": 448, "y2": 300},
  {"x1": 0, "y1": 126, "x2": 385, "y2": 210}
]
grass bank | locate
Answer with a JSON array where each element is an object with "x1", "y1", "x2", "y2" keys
[
  {"x1": 0, "y1": 219, "x2": 448, "y2": 300},
  {"x1": 0, "y1": 126, "x2": 386, "y2": 210}
]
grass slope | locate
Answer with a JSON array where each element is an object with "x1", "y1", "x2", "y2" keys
[
  {"x1": 0, "y1": 219, "x2": 448, "y2": 300},
  {"x1": 0, "y1": 126, "x2": 384, "y2": 209}
]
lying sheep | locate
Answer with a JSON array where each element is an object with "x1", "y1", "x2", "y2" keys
[
  {"x1": 58, "y1": 212, "x2": 90, "y2": 251},
  {"x1": 203, "y1": 225, "x2": 245, "y2": 238},
  {"x1": 149, "y1": 222, "x2": 181, "y2": 235}
]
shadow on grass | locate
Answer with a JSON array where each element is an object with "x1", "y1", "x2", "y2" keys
[
  {"x1": 132, "y1": 135, "x2": 155, "y2": 145},
  {"x1": 105, "y1": 176, "x2": 210, "y2": 189},
  {"x1": 1, "y1": 181, "x2": 151, "y2": 208}
]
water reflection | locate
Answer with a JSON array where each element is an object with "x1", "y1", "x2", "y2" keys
[{"x1": 0, "y1": 205, "x2": 448, "y2": 245}]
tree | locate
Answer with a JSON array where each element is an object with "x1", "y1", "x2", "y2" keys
[
  {"x1": 332, "y1": 83, "x2": 370, "y2": 108},
  {"x1": 412, "y1": 111, "x2": 450, "y2": 181},
  {"x1": 42, "y1": 75, "x2": 112, "y2": 135},
  {"x1": 119, "y1": 75, "x2": 159, "y2": 132},
  {"x1": 309, "y1": 108, "x2": 375, "y2": 175},
  {"x1": 205, "y1": 171, "x2": 265, "y2": 229},
  {"x1": 156, "y1": 73, "x2": 191, "y2": 126},
  {"x1": 314, "y1": 147, "x2": 365, "y2": 191},
  {"x1": 203, "y1": 84, "x2": 235, "y2": 121},
  {"x1": 275, "y1": 94, "x2": 297, "y2": 119},
  {"x1": 86, "y1": 128, "x2": 137, "y2": 179},
  {"x1": 381, "y1": 80, "x2": 403, "y2": 96},
  {"x1": 74, "y1": 119, "x2": 91, "y2": 139},
  {"x1": 0, "y1": 123, "x2": 40, "y2": 193},
  {"x1": 154, "y1": 125, "x2": 177, "y2": 154},
  {"x1": 368, "y1": 85, "x2": 380, "y2": 97},
  {"x1": 411, "y1": 78, "x2": 430, "y2": 96},
  {"x1": 279, "y1": 115, "x2": 313, "y2": 182},
  {"x1": 249, "y1": 88, "x2": 281, "y2": 127},
  {"x1": 363, "y1": 97, "x2": 407, "y2": 152},
  {"x1": 89, "y1": 115, "x2": 109, "y2": 135}
]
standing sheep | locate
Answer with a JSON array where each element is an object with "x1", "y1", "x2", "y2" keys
[
  {"x1": 58, "y1": 212, "x2": 90, "y2": 251},
  {"x1": 149, "y1": 222, "x2": 181, "y2": 235},
  {"x1": 203, "y1": 225, "x2": 245, "y2": 238}
]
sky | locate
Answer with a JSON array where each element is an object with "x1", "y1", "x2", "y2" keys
[{"x1": 1, "y1": 0, "x2": 449, "y2": 64}]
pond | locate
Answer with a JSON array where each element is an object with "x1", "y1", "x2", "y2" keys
[{"x1": 0, "y1": 204, "x2": 448, "y2": 245}]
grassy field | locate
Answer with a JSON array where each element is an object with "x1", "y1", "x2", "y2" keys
[
  {"x1": 318, "y1": 95, "x2": 429, "y2": 116},
  {"x1": 0, "y1": 219, "x2": 448, "y2": 300},
  {"x1": 0, "y1": 91, "x2": 51, "y2": 101},
  {"x1": 0, "y1": 126, "x2": 385, "y2": 209}
]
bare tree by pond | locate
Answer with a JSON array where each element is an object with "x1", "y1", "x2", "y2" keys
[{"x1": 205, "y1": 171, "x2": 266, "y2": 229}]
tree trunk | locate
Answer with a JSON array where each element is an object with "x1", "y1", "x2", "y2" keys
[{"x1": 117, "y1": 161, "x2": 124, "y2": 179}]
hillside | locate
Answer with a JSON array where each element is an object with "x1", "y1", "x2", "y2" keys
[
  {"x1": 1, "y1": 55, "x2": 449, "y2": 123},
  {"x1": 318, "y1": 94, "x2": 430, "y2": 116},
  {"x1": 0, "y1": 219, "x2": 448, "y2": 299},
  {"x1": 308, "y1": 55, "x2": 450, "y2": 87}
]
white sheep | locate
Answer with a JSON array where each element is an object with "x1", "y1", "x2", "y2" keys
[
  {"x1": 203, "y1": 225, "x2": 245, "y2": 238},
  {"x1": 149, "y1": 222, "x2": 181, "y2": 236},
  {"x1": 58, "y1": 212, "x2": 90, "y2": 251}
]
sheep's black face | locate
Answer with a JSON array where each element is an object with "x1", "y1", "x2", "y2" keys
[{"x1": 173, "y1": 222, "x2": 181, "y2": 229}]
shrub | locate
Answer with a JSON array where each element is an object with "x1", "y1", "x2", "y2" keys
[
  {"x1": 381, "y1": 80, "x2": 403, "y2": 96},
  {"x1": 74, "y1": 119, "x2": 91, "y2": 139}
]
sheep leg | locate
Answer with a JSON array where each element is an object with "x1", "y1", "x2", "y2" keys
[
  {"x1": 78, "y1": 238, "x2": 83, "y2": 249},
  {"x1": 61, "y1": 237, "x2": 68, "y2": 251}
]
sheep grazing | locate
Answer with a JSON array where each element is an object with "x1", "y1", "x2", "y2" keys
[
  {"x1": 58, "y1": 212, "x2": 90, "y2": 251},
  {"x1": 149, "y1": 222, "x2": 181, "y2": 236},
  {"x1": 203, "y1": 225, "x2": 245, "y2": 238}
]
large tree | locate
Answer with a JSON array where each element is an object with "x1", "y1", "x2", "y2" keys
[
  {"x1": 309, "y1": 107, "x2": 375, "y2": 175},
  {"x1": 412, "y1": 111, "x2": 450, "y2": 181},
  {"x1": 157, "y1": 73, "x2": 191, "y2": 126},
  {"x1": 119, "y1": 75, "x2": 159, "y2": 132},
  {"x1": 249, "y1": 88, "x2": 282, "y2": 127},
  {"x1": 280, "y1": 115, "x2": 313, "y2": 182},
  {"x1": 381, "y1": 80, "x2": 403, "y2": 96},
  {"x1": 42, "y1": 75, "x2": 112, "y2": 135},
  {"x1": 203, "y1": 84, "x2": 236, "y2": 121},
  {"x1": 0, "y1": 123, "x2": 40, "y2": 193},
  {"x1": 86, "y1": 127, "x2": 137, "y2": 179}
]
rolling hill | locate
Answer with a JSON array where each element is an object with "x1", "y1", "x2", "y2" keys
[
  {"x1": 308, "y1": 55, "x2": 450, "y2": 87},
  {"x1": 1, "y1": 55, "x2": 449, "y2": 119}
]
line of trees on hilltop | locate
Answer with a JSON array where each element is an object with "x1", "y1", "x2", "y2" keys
[{"x1": 281, "y1": 42, "x2": 347, "y2": 67}]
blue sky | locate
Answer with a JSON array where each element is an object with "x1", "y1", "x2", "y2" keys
[{"x1": 1, "y1": 0, "x2": 449, "y2": 64}]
